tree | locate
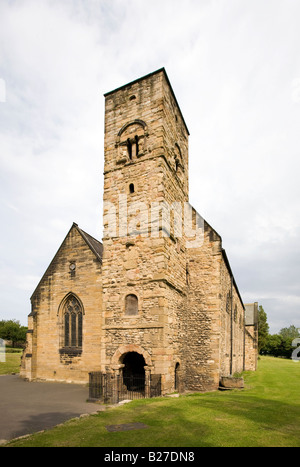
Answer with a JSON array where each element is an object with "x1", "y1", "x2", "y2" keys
[
  {"x1": 279, "y1": 325, "x2": 300, "y2": 340},
  {"x1": 258, "y1": 305, "x2": 269, "y2": 354},
  {"x1": 256, "y1": 305, "x2": 299, "y2": 359},
  {"x1": 262, "y1": 333, "x2": 294, "y2": 358},
  {"x1": 263, "y1": 334, "x2": 282, "y2": 357},
  {"x1": 0, "y1": 320, "x2": 27, "y2": 347}
]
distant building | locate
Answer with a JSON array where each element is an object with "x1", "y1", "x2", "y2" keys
[{"x1": 244, "y1": 302, "x2": 259, "y2": 371}]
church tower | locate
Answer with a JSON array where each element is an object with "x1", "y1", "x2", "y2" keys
[
  {"x1": 20, "y1": 68, "x2": 254, "y2": 393},
  {"x1": 101, "y1": 69, "x2": 190, "y2": 394},
  {"x1": 21, "y1": 68, "x2": 253, "y2": 393}
]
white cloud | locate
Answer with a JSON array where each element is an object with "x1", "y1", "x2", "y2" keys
[
  {"x1": 0, "y1": 78, "x2": 5, "y2": 102},
  {"x1": 0, "y1": 0, "x2": 300, "y2": 333},
  {"x1": 291, "y1": 78, "x2": 300, "y2": 103}
]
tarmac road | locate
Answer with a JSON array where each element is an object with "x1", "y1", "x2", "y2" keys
[{"x1": 0, "y1": 374, "x2": 104, "y2": 444}]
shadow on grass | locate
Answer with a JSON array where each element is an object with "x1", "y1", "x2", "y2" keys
[
  {"x1": 5, "y1": 411, "x2": 83, "y2": 443},
  {"x1": 107, "y1": 391, "x2": 300, "y2": 447},
  {"x1": 174, "y1": 392, "x2": 300, "y2": 445},
  {"x1": 5, "y1": 390, "x2": 300, "y2": 446}
]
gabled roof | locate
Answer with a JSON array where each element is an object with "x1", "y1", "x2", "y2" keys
[
  {"x1": 74, "y1": 223, "x2": 103, "y2": 261},
  {"x1": 222, "y1": 248, "x2": 245, "y2": 310},
  {"x1": 30, "y1": 223, "x2": 102, "y2": 300}
]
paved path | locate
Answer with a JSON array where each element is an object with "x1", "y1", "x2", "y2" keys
[{"x1": 0, "y1": 375, "x2": 104, "y2": 444}]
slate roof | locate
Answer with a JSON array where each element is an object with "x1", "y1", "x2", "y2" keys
[{"x1": 74, "y1": 223, "x2": 103, "y2": 261}]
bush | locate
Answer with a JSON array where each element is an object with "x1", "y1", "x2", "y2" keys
[
  {"x1": 5, "y1": 348, "x2": 24, "y2": 353},
  {"x1": 261, "y1": 334, "x2": 294, "y2": 359}
]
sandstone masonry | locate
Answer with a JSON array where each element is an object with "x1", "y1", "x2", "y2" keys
[{"x1": 21, "y1": 68, "x2": 258, "y2": 396}]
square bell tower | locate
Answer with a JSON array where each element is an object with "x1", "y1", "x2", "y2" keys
[{"x1": 101, "y1": 69, "x2": 190, "y2": 395}]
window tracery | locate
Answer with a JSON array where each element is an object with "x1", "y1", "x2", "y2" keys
[{"x1": 59, "y1": 294, "x2": 83, "y2": 353}]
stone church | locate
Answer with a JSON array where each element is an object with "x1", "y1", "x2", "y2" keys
[{"x1": 21, "y1": 68, "x2": 258, "y2": 399}]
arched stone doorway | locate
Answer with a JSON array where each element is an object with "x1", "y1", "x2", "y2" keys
[
  {"x1": 89, "y1": 346, "x2": 162, "y2": 403},
  {"x1": 121, "y1": 352, "x2": 146, "y2": 392},
  {"x1": 112, "y1": 344, "x2": 152, "y2": 367}
]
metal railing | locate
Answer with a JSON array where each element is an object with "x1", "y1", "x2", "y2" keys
[{"x1": 89, "y1": 372, "x2": 161, "y2": 403}]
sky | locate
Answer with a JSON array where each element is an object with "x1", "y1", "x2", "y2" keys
[{"x1": 0, "y1": 0, "x2": 299, "y2": 334}]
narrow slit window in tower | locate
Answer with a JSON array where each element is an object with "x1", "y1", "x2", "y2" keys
[
  {"x1": 127, "y1": 138, "x2": 132, "y2": 160},
  {"x1": 135, "y1": 135, "x2": 139, "y2": 157}
]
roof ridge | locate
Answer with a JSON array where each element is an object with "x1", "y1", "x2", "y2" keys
[
  {"x1": 30, "y1": 223, "x2": 103, "y2": 300},
  {"x1": 74, "y1": 224, "x2": 103, "y2": 262},
  {"x1": 76, "y1": 226, "x2": 102, "y2": 245}
]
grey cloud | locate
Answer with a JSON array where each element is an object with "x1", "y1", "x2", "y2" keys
[{"x1": 0, "y1": 0, "x2": 299, "y2": 333}]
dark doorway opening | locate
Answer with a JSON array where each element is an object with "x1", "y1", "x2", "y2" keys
[
  {"x1": 175, "y1": 362, "x2": 180, "y2": 391},
  {"x1": 122, "y1": 352, "x2": 145, "y2": 392}
]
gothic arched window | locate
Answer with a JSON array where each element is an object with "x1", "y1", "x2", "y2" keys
[
  {"x1": 125, "y1": 294, "x2": 138, "y2": 316},
  {"x1": 62, "y1": 294, "x2": 83, "y2": 349}
]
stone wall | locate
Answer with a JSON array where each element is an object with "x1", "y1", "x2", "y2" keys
[
  {"x1": 21, "y1": 225, "x2": 102, "y2": 383},
  {"x1": 21, "y1": 68, "x2": 257, "y2": 393},
  {"x1": 220, "y1": 251, "x2": 245, "y2": 377},
  {"x1": 184, "y1": 221, "x2": 222, "y2": 391},
  {"x1": 101, "y1": 69, "x2": 190, "y2": 394},
  {"x1": 184, "y1": 220, "x2": 245, "y2": 392},
  {"x1": 244, "y1": 303, "x2": 258, "y2": 371}
]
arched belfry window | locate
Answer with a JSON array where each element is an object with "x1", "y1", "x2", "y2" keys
[
  {"x1": 174, "y1": 143, "x2": 184, "y2": 171},
  {"x1": 125, "y1": 294, "x2": 138, "y2": 316},
  {"x1": 127, "y1": 138, "x2": 133, "y2": 160},
  {"x1": 60, "y1": 294, "x2": 83, "y2": 353},
  {"x1": 116, "y1": 120, "x2": 148, "y2": 164}
]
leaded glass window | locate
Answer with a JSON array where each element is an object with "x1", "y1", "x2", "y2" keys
[{"x1": 63, "y1": 295, "x2": 83, "y2": 348}]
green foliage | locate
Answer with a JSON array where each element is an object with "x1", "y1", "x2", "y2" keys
[
  {"x1": 279, "y1": 325, "x2": 300, "y2": 340},
  {"x1": 261, "y1": 334, "x2": 293, "y2": 358},
  {"x1": 257, "y1": 306, "x2": 299, "y2": 359},
  {"x1": 0, "y1": 320, "x2": 27, "y2": 345},
  {"x1": 259, "y1": 321, "x2": 299, "y2": 359},
  {"x1": 257, "y1": 305, "x2": 269, "y2": 353}
]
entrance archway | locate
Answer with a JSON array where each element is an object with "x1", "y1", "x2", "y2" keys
[
  {"x1": 121, "y1": 352, "x2": 146, "y2": 391},
  {"x1": 175, "y1": 362, "x2": 180, "y2": 391}
]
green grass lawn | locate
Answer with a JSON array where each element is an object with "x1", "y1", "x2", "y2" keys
[
  {"x1": 0, "y1": 349, "x2": 22, "y2": 375},
  {"x1": 4, "y1": 356, "x2": 300, "y2": 447}
]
